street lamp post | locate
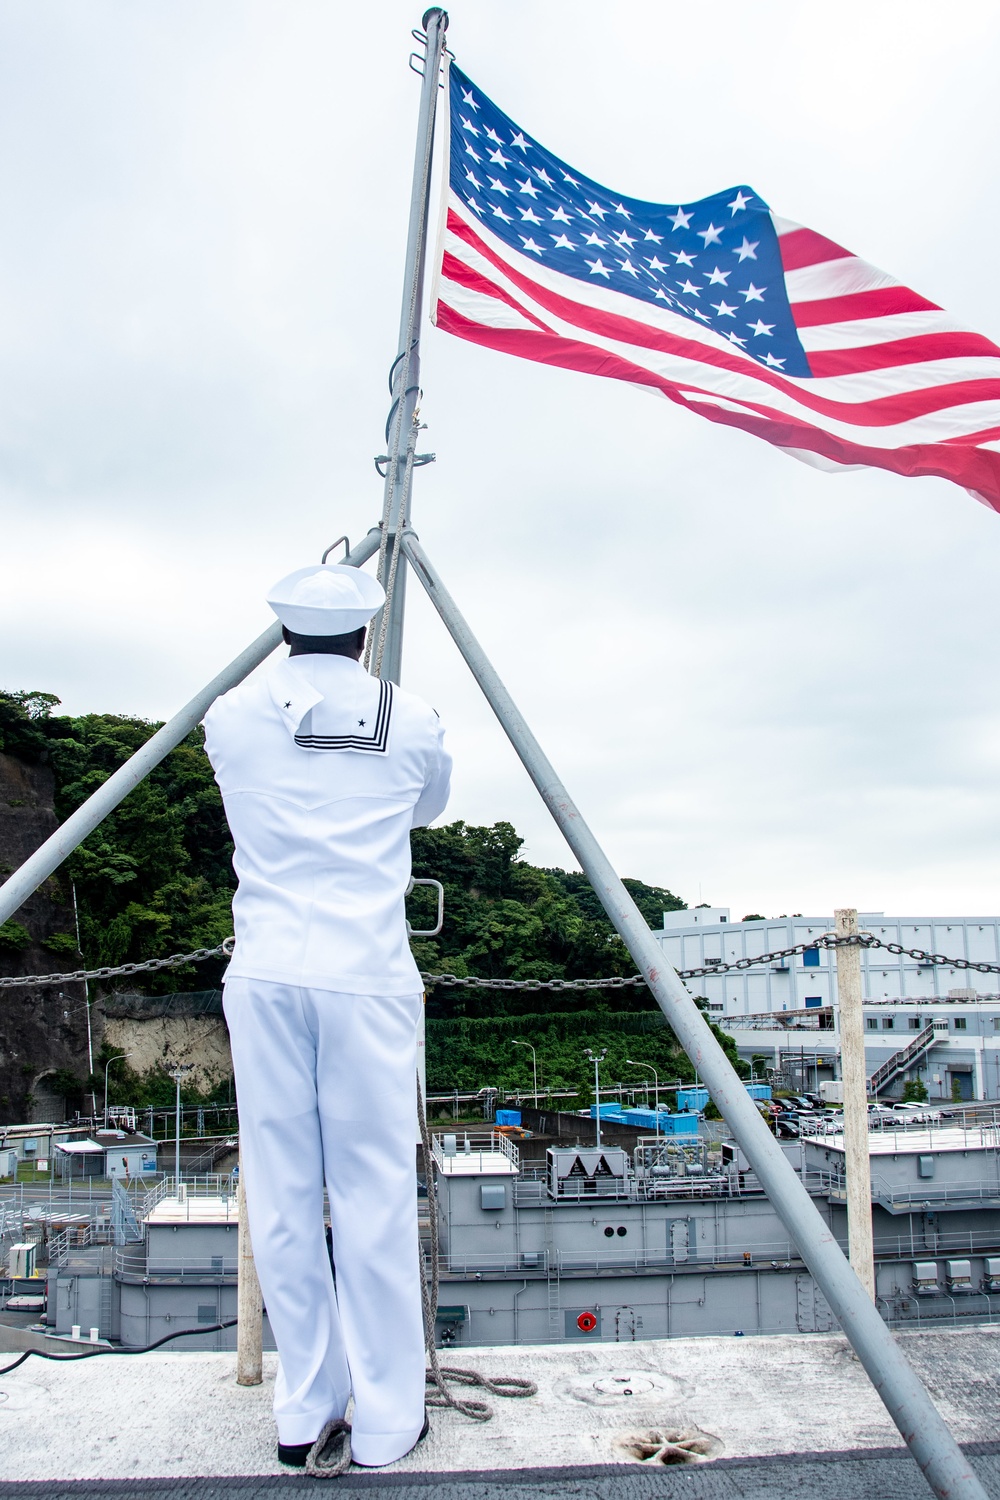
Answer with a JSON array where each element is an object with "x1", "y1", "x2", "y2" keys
[
  {"x1": 583, "y1": 1048, "x2": 607, "y2": 1147},
  {"x1": 169, "y1": 1066, "x2": 192, "y2": 1190},
  {"x1": 513, "y1": 1040, "x2": 538, "y2": 1104},
  {"x1": 104, "y1": 1052, "x2": 134, "y2": 1128},
  {"x1": 626, "y1": 1059, "x2": 661, "y2": 1137}
]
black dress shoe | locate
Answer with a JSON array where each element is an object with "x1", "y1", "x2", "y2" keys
[
  {"x1": 352, "y1": 1411, "x2": 429, "y2": 1469},
  {"x1": 277, "y1": 1440, "x2": 315, "y2": 1467}
]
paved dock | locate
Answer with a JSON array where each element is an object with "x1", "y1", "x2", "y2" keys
[{"x1": 1, "y1": 1327, "x2": 998, "y2": 1496}]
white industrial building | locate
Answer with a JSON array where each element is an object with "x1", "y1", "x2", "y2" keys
[
  {"x1": 656, "y1": 909, "x2": 1000, "y2": 1102},
  {"x1": 656, "y1": 910, "x2": 1000, "y2": 1014}
]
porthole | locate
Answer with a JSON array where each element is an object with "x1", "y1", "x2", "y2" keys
[
  {"x1": 604, "y1": 1226, "x2": 615, "y2": 1237},
  {"x1": 617, "y1": 1226, "x2": 628, "y2": 1237}
]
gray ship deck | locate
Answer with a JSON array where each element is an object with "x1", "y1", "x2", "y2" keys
[{"x1": 2, "y1": 1327, "x2": 999, "y2": 1497}]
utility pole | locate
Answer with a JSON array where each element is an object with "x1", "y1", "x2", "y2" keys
[
  {"x1": 72, "y1": 881, "x2": 96, "y2": 1119},
  {"x1": 584, "y1": 1048, "x2": 607, "y2": 1147},
  {"x1": 835, "y1": 907, "x2": 876, "y2": 1301}
]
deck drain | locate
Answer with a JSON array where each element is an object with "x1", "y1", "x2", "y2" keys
[
  {"x1": 563, "y1": 1367, "x2": 685, "y2": 1406},
  {"x1": 616, "y1": 1425, "x2": 724, "y2": 1465},
  {"x1": 593, "y1": 1375, "x2": 654, "y2": 1396}
]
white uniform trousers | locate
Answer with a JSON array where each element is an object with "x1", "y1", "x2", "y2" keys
[{"x1": 223, "y1": 978, "x2": 426, "y2": 1464}]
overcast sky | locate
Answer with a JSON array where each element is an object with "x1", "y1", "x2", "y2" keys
[{"x1": 1, "y1": 0, "x2": 999, "y2": 923}]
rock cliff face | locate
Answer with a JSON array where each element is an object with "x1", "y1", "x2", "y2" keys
[
  {"x1": 0, "y1": 751, "x2": 93, "y2": 1124},
  {"x1": 101, "y1": 1014, "x2": 232, "y2": 1092},
  {"x1": 101, "y1": 988, "x2": 232, "y2": 1090}
]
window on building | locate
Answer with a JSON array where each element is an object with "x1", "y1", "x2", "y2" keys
[
  {"x1": 803, "y1": 947, "x2": 820, "y2": 968},
  {"x1": 804, "y1": 996, "x2": 822, "y2": 1008},
  {"x1": 882, "y1": 1017, "x2": 894, "y2": 1030},
  {"x1": 953, "y1": 1017, "x2": 967, "y2": 1031},
  {"x1": 994, "y1": 1018, "x2": 1000, "y2": 1032},
  {"x1": 866, "y1": 1018, "x2": 878, "y2": 1030},
  {"x1": 909, "y1": 1017, "x2": 922, "y2": 1029}
]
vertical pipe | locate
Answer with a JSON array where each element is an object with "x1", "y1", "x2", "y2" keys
[
  {"x1": 401, "y1": 529, "x2": 987, "y2": 1500},
  {"x1": 837, "y1": 908, "x2": 876, "y2": 1299},
  {"x1": 375, "y1": 7, "x2": 449, "y2": 684},
  {"x1": 595, "y1": 1058, "x2": 602, "y2": 1147}
]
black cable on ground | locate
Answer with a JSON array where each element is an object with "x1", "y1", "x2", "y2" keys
[{"x1": 0, "y1": 1318, "x2": 238, "y2": 1376}]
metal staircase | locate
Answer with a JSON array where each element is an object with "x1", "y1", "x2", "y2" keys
[
  {"x1": 111, "y1": 1176, "x2": 142, "y2": 1245},
  {"x1": 868, "y1": 1023, "x2": 938, "y2": 1097}
]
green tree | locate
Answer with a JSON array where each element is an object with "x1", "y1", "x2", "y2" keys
[
  {"x1": 0, "y1": 689, "x2": 235, "y2": 990},
  {"x1": 2, "y1": 688, "x2": 729, "y2": 1103},
  {"x1": 0, "y1": 921, "x2": 32, "y2": 953}
]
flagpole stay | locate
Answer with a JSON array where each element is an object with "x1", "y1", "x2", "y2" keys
[{"x1": 368, "y1": 7, "x2": 449, "y2": 685}]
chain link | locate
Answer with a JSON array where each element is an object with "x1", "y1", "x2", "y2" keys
[
  {"x1": 0, "y1": 938, "x2": 235, "y2": 991},
  {"x1": 3, "y1": 930, "x2": 999, "y2": 993},
  {"x1": 418, "y1": 971, "x2": 648, "y2": 992},
  {"x1": 418, "y1": 931, "x2": 1000, "y2": 990}
]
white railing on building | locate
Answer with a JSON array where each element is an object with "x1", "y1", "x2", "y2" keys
[{"x1": 430, "y1": 1131, "x2": 520, "y2": 1174}]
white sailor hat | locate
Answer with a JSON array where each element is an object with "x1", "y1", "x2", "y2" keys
[{"x1": 266, "y1": 564, "x2": 385, "y2": 635}]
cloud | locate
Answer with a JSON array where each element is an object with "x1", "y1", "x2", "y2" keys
[{"x1": 1, "y1": 0, "x2": 999, "y2": 922}]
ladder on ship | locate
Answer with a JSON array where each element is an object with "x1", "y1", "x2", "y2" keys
[
  {"x1": 543, "y1": 1206, "x2": 560, "y2": 1341},
  {"x1": 98, "y1": 1256, "x2": 113, "y2": 1339}
]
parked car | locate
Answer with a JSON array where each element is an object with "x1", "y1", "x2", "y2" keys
[{"x1": 890, "y1": 1102, "x2": 942, "y2": 1125}]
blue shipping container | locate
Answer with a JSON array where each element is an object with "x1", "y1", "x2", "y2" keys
[
  {"x1": 745, "y1": 1083, "x2": 772, "y2": 1101},
  {"x1": 676, "y1": 1087, "x2": 709, "y2": 1113},
  {"x1": 661, "y1": 1112, "x2": 700, "y2": 1136},
  {"x1": 589, "y1": 1103, "x2": 624, "y2": 1118},
  {"x1": 495, "y1": 1110, "x2": 522, "y2": 1127}
]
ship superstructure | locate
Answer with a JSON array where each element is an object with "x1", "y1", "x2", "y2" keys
[{"x1": 427, "y1": 1124, "x2": 1000, "y2": 1347}]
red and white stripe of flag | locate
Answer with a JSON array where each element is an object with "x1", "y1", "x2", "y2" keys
[{"x1": 432, "y1": 195, "x2": 1000, "y2": 514}]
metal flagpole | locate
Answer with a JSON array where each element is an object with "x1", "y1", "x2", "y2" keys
[
  {"x1": 400, "y1": 527, "x2": 987, "y2": 1500},
  {"x1": 368, "y1": 7, "x2": 449, "y2": 685},
  {"x1": 0, "y1": 530, "x2": 381, "y2": 930}
]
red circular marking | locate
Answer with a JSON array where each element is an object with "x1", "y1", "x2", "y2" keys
[{"x1": 577, "y1": 1311, "x2": 598, "y2": 1332}]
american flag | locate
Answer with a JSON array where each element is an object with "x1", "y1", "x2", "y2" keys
[{"x1": 432, "y1": 61, "x2": 1000, "y2": 514}]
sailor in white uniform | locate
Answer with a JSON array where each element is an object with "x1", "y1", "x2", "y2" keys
[{"x1": 203, "y1": 563, "x2": 451, "y2": 1469}]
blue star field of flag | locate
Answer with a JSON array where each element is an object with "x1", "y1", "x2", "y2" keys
[{"x1": 449, "y1": 63, "x2": 811, "y2": 379}]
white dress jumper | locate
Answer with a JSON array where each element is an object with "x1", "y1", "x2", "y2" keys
[{"x1": 204, "y1": 654, "x2": 451, "y2": 1464}]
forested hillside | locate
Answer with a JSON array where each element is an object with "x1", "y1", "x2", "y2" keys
[{"x1": 0, "y1": 689, "x2": 744, "y2": 1101}]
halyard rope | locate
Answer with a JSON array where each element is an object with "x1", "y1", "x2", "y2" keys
[{"x1": 416, "y1": 1072, "x2": 537, "y2": 1419}]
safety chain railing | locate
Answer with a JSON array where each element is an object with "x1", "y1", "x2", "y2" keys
[
  {"x1": 419, "y1": 931, "x2": 1000, "y2": 991},
  {"x1": 3, "y1": 931, "x2": 1000, "y2": 992},
  {"x1": 0, "y1": 938, "x2": 235, "y2": 990}
]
